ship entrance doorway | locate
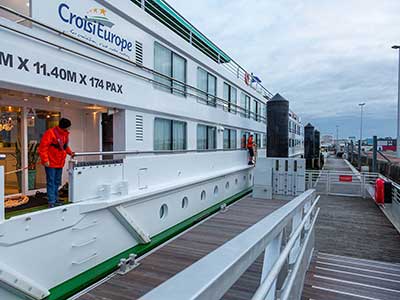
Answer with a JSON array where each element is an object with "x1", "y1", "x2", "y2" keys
[
  {"x1": 0, "y1": 88, "x2": 109, "y2": 199},
  {"x1": 101, "y1": 113, "x2": 113, "y2": 159}
]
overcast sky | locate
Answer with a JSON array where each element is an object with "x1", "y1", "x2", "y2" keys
[{"x1": 168, "y1": 0, "x2": 400, "y2": 139}]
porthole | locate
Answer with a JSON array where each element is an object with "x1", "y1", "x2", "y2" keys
[
  {"x1": 181, "y1": 197, "x2": 188, "y2": 209},
  {"x1": 235, "y1": 178, "x2": 238, "y2": 185},
  {"x1": 214, "y1": 186, "x2": 219, "y2": 196},
  {"x1": 225, "y1": 182, "x2": 230, "y2": 190},
  {"x1": 159, "y1": 204, "x2": 168, "y2": 219},
  {"x1": 243, "y1": 175, "x2": 247, "y2": 181},
  {"x1": 201, "y1": 190, "x2": 206, "y2": 201},
  {"x1": 249, "y1": 174, "x2": 252, "y2": 181}
]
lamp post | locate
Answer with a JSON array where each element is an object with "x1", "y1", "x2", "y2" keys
[
  {"x1": 336, "y1": 125, "x2": 339, "y2": 151},
  {"x1": 358, "y1": 103, "x2": 366, "y2": 170},
  {"x1": 392, "y1": 45, "x2": 400, "y2": 158}
]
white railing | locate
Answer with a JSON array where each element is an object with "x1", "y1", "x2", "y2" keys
[
  {"x1": 0, "y1": 5, "x2": 267, "y2": 123},
  {"x1": 132, "y1": 0, "x2": 273, "y2": 99},
  {"x1": 139, "y1": 189, "x2": 319, "y2": 300}
]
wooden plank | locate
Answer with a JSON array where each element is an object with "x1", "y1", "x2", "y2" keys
[{"x1": 78, "y1": 197, "x2": 286, "y2": 300}]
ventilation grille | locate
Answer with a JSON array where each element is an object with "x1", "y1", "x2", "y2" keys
[
  {"x1": 136, "y1": 115, "x2": 144, "y2": 141},
  {"x1": 135, "y1": 41, "x2": 143, "y2": 65}
]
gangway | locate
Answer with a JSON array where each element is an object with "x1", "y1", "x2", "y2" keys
[{"x1": 75, "y1": 157, "x2": 400, "y2": 300}]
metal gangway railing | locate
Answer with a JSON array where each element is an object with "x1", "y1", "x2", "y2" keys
[
  {"x1": 139, "y1": 189, "x2": 319, "y2": 300},
  {"x1": 305, "y1": 168, "x2": 400, "y2": 232}
]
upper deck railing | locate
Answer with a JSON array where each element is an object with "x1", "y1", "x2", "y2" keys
[
  {"x1": 131, "y1": 0, "x2": 273, "y2": 99},
  {"x1": 0, "y1": 5, "x2": 268, "y2": 122}
]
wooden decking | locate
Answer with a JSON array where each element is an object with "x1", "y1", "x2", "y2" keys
[
  {"x1": 77, "y1": 157, "x2": 400, "y2": 300},
  {"x1": 303, "y1": 252, "x2": 400, "y2": 300},
  {"x1": 302, "y1": 157, "x2": 400, "y2": 299},
  {"x1": 78, "y1": 196, "x2": 286, "y2": 300}
]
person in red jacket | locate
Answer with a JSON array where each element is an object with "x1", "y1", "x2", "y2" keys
[
  {"x1": 247, "y1": 134, "x2": 254, "y2": 165},
  {"x1": 39, "y1": 118, "x2": 75, "y2": 207}
]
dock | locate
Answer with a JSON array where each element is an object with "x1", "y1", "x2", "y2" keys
[
  {"x1": 76, "y1": 157, "x2": 400, "y2": 300},
  {"x1": 302, "y1": 157, "x2": 400, "y2": 299},
  {"x1": 77, "y1": 197, "x2": 287, "y2": 300}
]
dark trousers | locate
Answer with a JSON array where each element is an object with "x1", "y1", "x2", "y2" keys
[{"x1": 45, "y1": 167, "x2": 63, "y2": 204}]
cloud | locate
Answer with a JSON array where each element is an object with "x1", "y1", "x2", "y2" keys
[{"x1": 167, "y1": 0, "x2": 400, "y2": 137}]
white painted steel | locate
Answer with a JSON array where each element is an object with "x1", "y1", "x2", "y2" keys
[
  {"x1": 252, "y1": 199, "x2": 319, "y2": 300},
  {"x1": 0, "y1": 1, "x2": 306, "y2": 298},
  {"x1": 139, "y1": 190, "x2": 318, "y2": 300},
  {"x1": 253, "y1": 158, "x2": 305, "y2": 200},
  {"x1": 0, "y1": 261, "x2": 49, "y2": 299},
  {"x1": 0, "y1": 152, "x2": 252, "y2": 299}
]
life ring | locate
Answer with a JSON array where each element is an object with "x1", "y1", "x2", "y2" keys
[{"x1": 244, "y1": 72, "x2": 250, "y2": 85}]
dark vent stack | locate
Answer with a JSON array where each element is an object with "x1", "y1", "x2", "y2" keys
[{"x1": 267, "y1": 93, "x2": 289, "y2": 157}]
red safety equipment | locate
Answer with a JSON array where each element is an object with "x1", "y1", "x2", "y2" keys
[{"x1": 375, "y1": 178, "x2": 385, "y2": 205}]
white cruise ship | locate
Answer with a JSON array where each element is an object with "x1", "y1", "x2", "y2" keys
[{"x1": 0, "y1": 1, "x2": 304, "y2": 299}]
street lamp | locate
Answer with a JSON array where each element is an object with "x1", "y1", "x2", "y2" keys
[
  {"x1": 392, "y1": 45, "x2": 400, "y2": 158},
  {"x1": 358, "y1": 102, "x2": 366, "y2": 170},
  {"x1": 336, "y1": 125, "x2": 339, "y2": 152}
]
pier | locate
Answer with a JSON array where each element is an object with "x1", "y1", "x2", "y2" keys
[
  {"x1": 74, "y1": 156, "x2": 400, "y2": 300},
  {"x1": 303, "y1": 157, "x2": 400, "y2": 299}
]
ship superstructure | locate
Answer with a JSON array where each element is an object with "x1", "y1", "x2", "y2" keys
[{"x1": 0, "y1": 1, "x2": 303, "y2": 299}]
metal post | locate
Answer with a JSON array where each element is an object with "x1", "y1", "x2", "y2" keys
[
  {"x1": 372, "y1": 135, "x2": 377, "y2": 173},
  {"x1": 358, "y1": 103, "x2": 365, "y2": 170},
  {"x1": 391, "y1": 46, "x2": 400, "y2": 157},
  {"x1": 336, "y1": 125, "x2": 339, "y2": 152},
  {"x1": 21, "y1": 107, "x2": 28, "y2": 194},
  {"x1": 358, "y1": 140, "x2": 362, "y2": 170},
  {"x1": 397, "y1": 49, "x2": 400, "y2": 158},
  {"x1": 0, "y1": 164, "x2": 4, "y2": 222},
  {"x1": 350, "y1": 141, "x2": 354, "y2": 163}
]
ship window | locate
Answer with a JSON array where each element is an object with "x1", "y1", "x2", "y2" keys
[
  {"x1": 223, "y1": 129, "x2": 237, "y2": 149},
  {"x1": 255, "y1": 133, "x2": 260, "y2": 147},
  {"x1": 197, "y1": 68, "x2": 217, "y2": 106},
  {"x1": 159, "y1": 204, "x2": 168, "y2": 219},
  {"x1": 223, "y1": 83, "x2": 237, "y2": 114},
  {"x1": 154, "y1": 118, "x2": 187, "y2": 150},
  {"x1": 154, "y1": 42, "x2": 186, "y2": 97},
  {"x1": 240, "y1": 131, "x2": 250, "y2": 149},
  {"x1": 197, "y1": 124, "x2": 216, "y2": 150},
  {"x1": 262, "y1": 103, "x2": 267, "y2": 123},
  {"x1": 252, "y1": 99, "x2": 257, "y2": 121},
  {"x1": 240, "y1": 93, "x2": 251, "y2": 118}
]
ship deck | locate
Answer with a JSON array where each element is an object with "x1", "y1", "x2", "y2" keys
[{"x1": 76, "y1": 157, "x2": 400, "y2": 300}]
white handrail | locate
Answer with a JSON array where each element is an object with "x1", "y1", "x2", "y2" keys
[
  {"x1": 252, "y1": 197, "x2": 319, "y2": 299},
  {"x1": 139, "y1": 189, "x2": 318, "y2": 300}
]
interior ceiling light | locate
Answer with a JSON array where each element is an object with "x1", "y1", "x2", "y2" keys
[
  {"x1": 24, "y1": 98, "x2": 28, "y2": 102},
  {"x1": 46, "y1": 96, "x2": 51, "y2": 102}
]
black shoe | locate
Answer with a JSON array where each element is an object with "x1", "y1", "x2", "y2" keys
[
  {"x1": 48, "y1": 203, "x2": 55, "y2": 208},
  {"x1": 54, "y1": 201, "x2": 63, "y2": 206}
]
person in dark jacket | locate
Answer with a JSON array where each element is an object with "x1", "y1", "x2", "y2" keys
[{"x1": 39, "y1": 118, "x2": 75, "y2": 207}]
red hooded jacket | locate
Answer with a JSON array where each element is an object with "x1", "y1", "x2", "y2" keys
[{"x1": 39, "y1": 126, "x2": 73, "y2": 168}]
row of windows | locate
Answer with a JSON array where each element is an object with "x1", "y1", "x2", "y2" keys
[
  {"x1": 154, "y1": 117, "x2": 265, "y2": 151},
  {"x1": 154, "y1": 42, "x2": 266, "y2": 122},
  {"x1": 289, "y1": 120, "x2": 303, "y2": 136},
  {"x1": 289, "y1": 139, "x2": 303, "y2": 148}
]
